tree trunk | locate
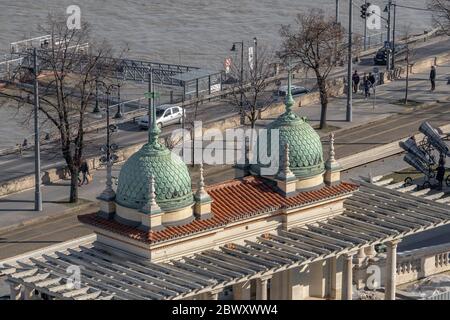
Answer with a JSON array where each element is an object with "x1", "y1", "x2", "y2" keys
[
  {"x1": 69, "y1": 167, "x2": 79, "y2": 203},
  {"x1": 318, "y1": 77, "x2": 328, "y2": 130}
]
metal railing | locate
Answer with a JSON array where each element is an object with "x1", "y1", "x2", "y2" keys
[
  {"x1": 10, "y1": 35, "x2": 52, "y2": 54},
  {"x1": 423, "y1": 290, "x2": 450, "y2": 300}
]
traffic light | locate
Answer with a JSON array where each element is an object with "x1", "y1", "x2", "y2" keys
[
  {"x1": 360, "y1": 3, "x2": 372, "y2": 19},
  {"x1": 360, "y1": 3, "x2": 368, "y2": 19},
  {"x1": 383, "y1": 49, "x2": 389, "y2": 62}
]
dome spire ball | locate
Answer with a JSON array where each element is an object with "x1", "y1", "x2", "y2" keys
[
  {"x1": 116, "y1": 70, "x2": 193, "y2": 213},
  {"x1": 285, "y1": 59, "x2": 295, "y2": 114}
]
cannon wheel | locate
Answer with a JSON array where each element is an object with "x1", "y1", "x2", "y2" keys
[
  {"x1": 404, "y1": 177, "x2": 413, "y2": 186},
  {"x1": 422, "y1": 181, "x2": 431, "y2": 189}
]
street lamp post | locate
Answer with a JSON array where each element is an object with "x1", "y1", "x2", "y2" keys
[
  {"x1": 392, "y1": 3, "x2": 397, "y2": 70},
  {"x1": 114, "y1": 84, "x2": 123, "y2": 119},
  {"x1": 32, "y1": 48, "x2": 42, "y2": 211},
  {"x1": 253, "y1": 37, "x2": 258, "y2": 72},
  {"x1": 231, "y1": 41, "x2": 244, "y2": 124},
  {"x1": 97, "y1": 81, "x2": 120, "y2": 201},
  {"x1": 385, "y1": 0, "x2": 393, "y2": 70},
  {"x1": 346, "y1": 0, "x2": 353, "y2": 122},
  {"x1": 363, "y1": 0, "x2": 368, "y2": 51}
]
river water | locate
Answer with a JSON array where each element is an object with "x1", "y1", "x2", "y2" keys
[
  {"x1": 0, "y1": 0, "x2": 434, "y2": 68},
  {"x1": 0, "y1": 0, "x2": 434, "y2": 148}
]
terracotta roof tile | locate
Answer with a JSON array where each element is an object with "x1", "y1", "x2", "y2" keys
[{"x1": 79, "y1": 176, "x2": 358, "y2": 244}]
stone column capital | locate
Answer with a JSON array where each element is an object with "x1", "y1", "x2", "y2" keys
[
  {"x1": 386, "y1": 239, "x2": 401, "y2": 248},
  {"x1": 259, "y1": 274, "x2": 273, "y2": 282},
  {"x1": 209, "y1": 287, "x2": 223, "y2": 295},
  {"x1": 343, "y1": 251, "x2": 357, "y2": 260}
]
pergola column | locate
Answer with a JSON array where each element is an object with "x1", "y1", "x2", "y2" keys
[
  {"x1": 385, "y1": 240, "x2": 400, "y2": 300},
  {"x1": 23, "y1": 286, "x2": 35, "y2": 300},
  {"x1": 256, "y1": 276, "x2": 271, "y2": 300},
  {"x1": 310, "y1": 260, "x2": 325, "y2": 298},
  {"x1": 9, "y1": 283, "x2": 22, "y2": 300},
  {"x1": 329, "y1": 255, "x2": 342, "y2": 300},
  {"x1": 233, "y1": 281, "x2": 251, "y2": 300},
  {"x1": 343, "y1": 252, "x2": 355, "y2": 300},
  {"x1": 202, "y1": 288, "x2": 221, "y2": 300},
  {"x1": 365, "y1": 245, "x2": 377, "y2": 258}
]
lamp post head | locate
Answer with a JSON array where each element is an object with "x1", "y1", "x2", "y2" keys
[{"x1": 230, "y1": 44, "x2": 236, "y2": 52}]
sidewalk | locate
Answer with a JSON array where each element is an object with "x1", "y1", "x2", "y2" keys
[
  {"x1": 0, "y1": 64, "x2": 449, "y2": 232},
  {"x1": 267, "y1": 64, "x2": 450, "y2": 134}
]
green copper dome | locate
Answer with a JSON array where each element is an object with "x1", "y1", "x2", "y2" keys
[
  {"x1": 256, "y1": 67, "x2": 324, "y2": 179},
  {"x1": 116, "y1": 98, "x2": 193, "y2": 213},
  {"x1": 267, "y1": 112, "x2": 324, "y2": 178},
  {"x1": 116, "y1": 144, "x2": 194, "y2": 212}
]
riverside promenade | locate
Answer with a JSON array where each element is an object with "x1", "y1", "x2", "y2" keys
[{"x1": 0, "y1": 63, "x2": 450, "y2": 236}]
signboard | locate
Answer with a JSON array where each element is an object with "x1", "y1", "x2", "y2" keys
[
  {"x1": 144, "y1": 91, "x2": 160, "y2": 99},
  {"x1": 248, "y1": 46, "x2": 254, "y2": 70}
]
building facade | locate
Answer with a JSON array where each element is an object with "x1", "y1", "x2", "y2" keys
[{"x1": 1, "y1": 71, "x2": 450, "y2": 300}]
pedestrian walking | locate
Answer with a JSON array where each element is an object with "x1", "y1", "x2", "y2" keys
[
  {"x1": 430, "y1": 66, "x2": 437, "y2": 91},
  {"x1": 79, "y1": 160, "x2": 91, "y2": 186},
  {"x1": 436, "y1": 155, "x2": 446, "y2": 190},
  {"x1": 352, "y1": 70, "x2": 360, "y2": 94},
  {"x1": 368, "y1": 72, "x2": 376, "y2": 87},
  {"x1": 368, "y1": 72, "x2": 376, "y2": 96},
  {"x1": 363, "y1": 75, "x2": 371, "y2": 99}
]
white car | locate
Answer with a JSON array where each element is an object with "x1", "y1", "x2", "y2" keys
[{"x1": 138, "y1": 105, "x2": 184, "y2": 129}]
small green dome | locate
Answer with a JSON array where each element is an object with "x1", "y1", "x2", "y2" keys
[
  {"x1": 116, "y1": 143, "x2": 194, "y2": 212},
  {"x1": 266, "y1": 112, "x2": 324, "y2": 178}
]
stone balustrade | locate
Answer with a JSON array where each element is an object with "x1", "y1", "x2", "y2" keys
[{"x1": 355, "y1": 243, "x2": 450, "y2": 290}]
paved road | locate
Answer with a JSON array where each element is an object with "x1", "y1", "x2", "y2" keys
[{"x1": 1, "y1": 36, "x2": 450, "y2": 183}]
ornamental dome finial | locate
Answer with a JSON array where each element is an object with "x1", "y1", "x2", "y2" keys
[
  {"x1": 285, "y1": 64, "x2": 295, "y2": 114},
  {"x1": 141, "y1": 174, "x2": 161, "y2": 214}
]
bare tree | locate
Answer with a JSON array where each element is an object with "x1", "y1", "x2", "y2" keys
[
  {"x1": 0, "y1": 13, "x2": 120, "y2": 203},
  {"x1": 429, "y1": 0, "x2": 450, "y2": 33},
  {"x1": 227, "y1": 46, "x2": 276, "y2": 129},
  {"x1": 279, "y1": 9, "x2": 349, "y2": 129}
]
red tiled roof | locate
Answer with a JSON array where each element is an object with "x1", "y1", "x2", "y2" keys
[{"x1": 79, "y1": 176, "x2": 358, "y2": 244}]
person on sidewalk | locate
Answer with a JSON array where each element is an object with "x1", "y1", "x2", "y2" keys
[
  {"x1": 368, "y1": 72, "x2": 376, "y2": 96},
  {"x1": 363, "y1": 75, "x2": 371, "y2": 99},
  {"x1": 352, "y1": 70, "x2": 360, "y2": 94},
  {"x1": 430, "y1": 65, "x2": 437, "y2": 92},
  {"x1": 368, "y1": 72, "x2": 376, "y2": 87},
  {"x1": 436, "y1": 155, "x2": 446, "y2": 190},
  {"x1": 79, "y1": 160, "x2": 91, "y2": 186}
]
